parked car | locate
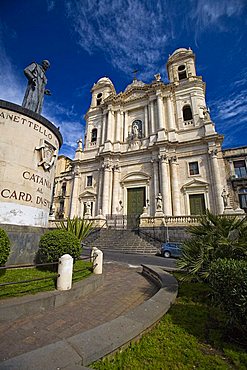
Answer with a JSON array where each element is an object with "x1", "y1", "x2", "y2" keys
[{"x1": 160, "y1": 242, "x2": 182, "y2": 258}]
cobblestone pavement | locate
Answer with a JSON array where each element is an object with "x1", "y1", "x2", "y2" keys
[{"x1": 0, "y1": 262, "x2": 158, "y2": 362}]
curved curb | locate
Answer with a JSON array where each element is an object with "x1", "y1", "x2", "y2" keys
[{"x1": 0, "y1": 265, "x2": 178, "y2": 370}]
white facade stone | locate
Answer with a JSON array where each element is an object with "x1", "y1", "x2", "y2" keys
[{"x1": 52, "y1": 48, "x2": 229, "y2": 221}]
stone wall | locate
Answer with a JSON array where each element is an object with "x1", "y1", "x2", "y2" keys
[
  {"x1": 140, "y1": 226, "x2": 191, "y2": 242},
  {"x1": 1, "y1": 224, "x2": 47, "y2": 265}
]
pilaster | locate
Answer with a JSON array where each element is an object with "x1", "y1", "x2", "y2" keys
[
  {"x1": 112, "y1": 163, "x2": 120, "y2": 214},
  {"x1": 69, "y1": 165, "x2": 80, "y2": 218},
  {"x1": 101, "y1": 160, "x2": 112, "y2": 217},
  {"x1": 159, "y1": 154, "x2": 172, "y2": 215},
  {"x1": 209, "y1": 147, "x2": 224, "y2": 214},
  {"x1": 170, "y1": 155, "x2": 181, "y2": 215}
]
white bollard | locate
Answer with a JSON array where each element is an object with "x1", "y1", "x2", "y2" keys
[
  {"x1": 90, "y1": 246, "x2": 98, "y2": 262},
  {"x1": 93, "y1": 249, "x2": 103, "y2": 274},
  {"x1": 57, "y1": 254, "x2": 73, "y2": 291}
]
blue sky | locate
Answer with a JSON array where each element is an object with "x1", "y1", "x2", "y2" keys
[{"x1": 1, "y1": 0, "x2": 246, "y2": 158}]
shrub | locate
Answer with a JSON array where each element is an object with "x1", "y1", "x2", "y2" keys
[
  {"x1": 37, "y1": 229, "x2": 81, "y2": 263},
  {"x1": 209, "y1": 258, "x2": 247, "y2": 335},
  {"x1": 177, "y1": 211, "x2": 247, "y2": 280},
  {"x1": 56, "y1": 216, "x2": 93, "y2": 242},
  {"x1": 0, "y1": 228, "x2": 10, "y2": 266}
]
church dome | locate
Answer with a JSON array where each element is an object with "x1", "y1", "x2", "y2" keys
[
  {"x1": 124, "y1": 79, "x2": 145, "y2": 92},
  {"x1": 171, "y1": 48, "x2": 190, "y2": 56},
  {"x1": 95, "y1": 77, "x2": 113, "y2": 85}
]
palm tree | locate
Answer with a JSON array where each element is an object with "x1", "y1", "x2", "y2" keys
[
  {"x1": 56, "y1": 216, "x2": 94, "y2": 243},
  {"x1": 177, "y1": 210, "x2": 247, "y2": 280}
]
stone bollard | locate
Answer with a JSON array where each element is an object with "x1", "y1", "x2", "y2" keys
[
  {"x1": 57, "y1": 254, "x2": 73, "y2": 291},
  {"x1": 93, "y1": 249, "x2": 103, "y2": 274},
  {"x1": 90, "y1": 246, "x2": 98, "y2": 262}
]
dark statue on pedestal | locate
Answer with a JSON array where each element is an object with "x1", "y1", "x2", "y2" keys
[{"x1": 22, "y1": 60, "x2": 51, "y2": 114}]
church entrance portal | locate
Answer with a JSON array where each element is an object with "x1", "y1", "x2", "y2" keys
[
  {"x1": 127, "y1": 187, "x2": 145, "y2": 228},
  {"x1": 189, "y1": 194, "x2": 206, "y2": 215}
]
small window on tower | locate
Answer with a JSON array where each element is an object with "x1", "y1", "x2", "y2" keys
[
  {"x1": 87, "y1": 175, "x2": 93, "y2": 187},
  {"x1": 91, "y1": 128, "x2": 97, "y2": 142},
  {"x1": 183, "y1": 105, "x2": 193, "y2": 121},
  {"x1": 189, "y1": 161, "x2": 199, "y2": 176},
  {"x1": 96, "y1": 93, "x2": 102, "y2": 106},
  {"x1": 178, "y1": 64, "x2": 187, "y2": 80}
]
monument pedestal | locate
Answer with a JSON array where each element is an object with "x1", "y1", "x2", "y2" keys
[{"x1": 0, "y1": 100, "x2": 62, "y2": 227}]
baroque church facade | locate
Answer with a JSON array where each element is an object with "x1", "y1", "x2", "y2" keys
[{"x1": 52, "y1": 48, "x2": 233, "y2": 225}]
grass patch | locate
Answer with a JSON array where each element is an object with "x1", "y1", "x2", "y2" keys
[
  {"x1": 92, "y1": 274, "x2": 247, "y2": 370},
  {"x1": 0, "y1": 259, "x2": 92, "y2": 299}
]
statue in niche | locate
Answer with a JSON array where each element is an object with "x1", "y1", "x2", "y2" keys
[
  {"x1": 85, "y1": 202, "x2": 91, "y2": 215},
  {"x1": 22, "y1": 60, "x2": 51, "y2": 114},
  {"x1": 202, "y1": 106, "x2": 211, "y2": 121},
  {"x1": 221, "y1": 188, "x2": 230, "y2": 208},
  {"x1": 132, "y1": 123, "x2": 139, "y2": 138},
  {"x1": 131, "y1": 119, "x2": 142, "y2": 139},
  {"x1": 156, "y1": 193, "x2": 163, "y2": 211}
]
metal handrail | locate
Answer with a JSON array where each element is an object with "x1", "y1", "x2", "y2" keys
[
  {"x1": 0, "y1": 261, "x2": 59, "y2": 270},
  {"x1": 0, "y1": 275, "x2": 59, "y2": 287},
  {"x1": 0, "y1": 256, "x2": 92, "y2": 288}
]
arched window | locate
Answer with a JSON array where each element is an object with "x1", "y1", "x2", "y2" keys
[
  {"x1": 91, "y1": 128, "x2": 97, "y2": 142},
  {"x1": 96, "y1": 93, "x2": 102, "y2": 106},
  {"x1": 178, "y1": 64, "x2": 187, "y2": 80},
  {"x1": 239, "y1": 188, "x2": 247, "y2": 212},
  {"x1": 183, "y1": 105, "x2": 193, "y2": 121}
]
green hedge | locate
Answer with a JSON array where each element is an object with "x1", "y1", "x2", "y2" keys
[
  {"x1": 209, "y1": 258, "x2": 247, "y2": 334},
  {"x1": 37, "y1": 229, "x2": 81, "y2": 263},
  {"x1": 0, "y1": 228, "x2": 10, "y2": 266}
]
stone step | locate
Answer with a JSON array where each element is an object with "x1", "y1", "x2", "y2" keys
[{"x1": 84, "y1": 229, "x2": 160, "y2": 254}]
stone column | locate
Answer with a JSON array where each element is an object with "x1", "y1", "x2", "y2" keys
[
  {"x1": 69, "y1": 166, "x2": 80, "y2": 217},
  {"x1": 210, "y1": 148, "x2": 224, "y2": 214},
  {"x1": 116, "y1": 110, "x2": 121, "y2": 142},
  {"x1": 96, "y1": 166, "x2": 103, "y2": 214},
  {"x1": 151, "y1": 158, "x2": 159, "y2": 214},
  {"x1": 112, "y1": 163, "x2": 120, "y2": 214},
  {"x1": 101, "y1": 112, "x2": 107, "y2": 145},
  {"x1": 101, "y1": 162, "x2": 112, "y2": 216},
  {"x1": 156, "y1": 93, "x2": 164, "y2": 130},
  {"x1": 149, "y1": 100, "x2": 155, "y2": 134},
  {"x1": 170, "y1": 156, "x2": 181, "y2": 216},
  {"x1": 228, "y1": 160, "x2": 235, "y2": 177},
  {"x1": 167, "y1": 96, "x2": 176, "y2": 131},
  {"x1": 144, "y1": 105, "x2": 149, "y2": 137},
  {"x1": 159, "y1": 154, "x2": 172, "y2": 215},
  {"x1": 124, "y1": 111, "x2": 128, "y2": 140},
  {"x1": 106, "y1": 108, "x2": 114, "y2": 142}
]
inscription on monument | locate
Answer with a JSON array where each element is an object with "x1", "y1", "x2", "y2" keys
[{"x1": 0, "y1": 110, "x2": 59, "y2": 147}]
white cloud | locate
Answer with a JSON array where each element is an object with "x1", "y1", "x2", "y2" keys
[
  {"x1": 46, "y1": 0, "x2": 55, "y2": 12},
  {"x1": 188, "y1": 0, "x2": 245, "y2": 31},
  {"x1": 43, "y1": 102, "x2": 85, "y2": 157},
  {"x1": 66, "y1": 0, "x2": 246, "y2": 81},
  {"x1": 209, "y1": 87, "x2": 247, "y2": 147},
  {"x1": 66, "y1": 0, "x2": 173, "y2": 81},
  {"x1": 0, "y1": 39, "x2": 24, "y2": 105}
]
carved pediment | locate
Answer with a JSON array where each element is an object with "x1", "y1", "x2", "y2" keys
[
  {"x1": 79, "y1": 189, "x2": 97, "y2": 200},
  {"x1": 181, "y1": 178, "x2": 209, "y2": 191},
  {"x1": 124, "y1": 92, "x2": 147, "y2": 102},
  {"x1": 121, "y1": 171, "x2": 151, "y2": 185}
]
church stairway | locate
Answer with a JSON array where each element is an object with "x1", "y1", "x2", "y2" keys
[{"x1": 83, "y1": 229, "x2": 160, "y2": 255}]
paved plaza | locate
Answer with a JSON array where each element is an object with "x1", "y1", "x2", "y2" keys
[{"x1": 0, "y1": 262, "x2": 158, "y2": 362}]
